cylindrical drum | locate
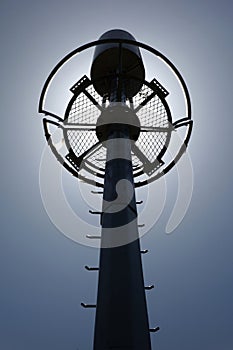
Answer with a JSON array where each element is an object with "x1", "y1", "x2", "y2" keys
[{"x1": 91, "y1": 29, "x2": 145, "y2": 97}]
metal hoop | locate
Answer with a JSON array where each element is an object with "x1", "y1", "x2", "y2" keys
[{"x1": 39, "y1": 38, "x2": 192, "y2": 187}]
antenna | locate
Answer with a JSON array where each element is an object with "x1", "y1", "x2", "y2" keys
[{"x1": 38, "y1": 29, "x2": 193, "y2": 349}]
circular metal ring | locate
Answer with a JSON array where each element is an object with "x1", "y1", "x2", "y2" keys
[{"x1": 39, "y1": 38, "x2": 192, "y2": 187}]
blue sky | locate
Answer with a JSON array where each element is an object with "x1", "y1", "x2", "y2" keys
[{"x1": 1, "y1": 0, "x2": 233, "y2": 349}]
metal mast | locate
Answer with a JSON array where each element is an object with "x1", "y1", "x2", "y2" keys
[
  {"x1": 94, "y1": 132, "x2": 151, "y2": 349},
  {"x1": 92, "y1": 31, "x2": 151, "y2": 348},
  {"x1": 38, "y1": 28, "x2": 193, "y2": 350}
]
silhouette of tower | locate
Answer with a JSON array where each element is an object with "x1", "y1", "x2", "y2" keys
[
  {"x1": 38, "y1": 29, "x2": 193, "y2": 349},
  {"x1": 91, "y1": 30, "x2": 151, "y2": 349}
]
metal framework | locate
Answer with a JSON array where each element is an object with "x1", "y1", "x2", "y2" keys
[
  {"x1": 38, "y1": 33, "x2": 193, "y2": 350},
  {"x1": 40, "y1": 38, "x2": 192, "y2": 187}
]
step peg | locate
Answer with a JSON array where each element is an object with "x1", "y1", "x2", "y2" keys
[
  {"x1": 86, "y1": 235, "x2": 101, "y2": 239},
  {"x1": 138, "y1": 224, "x2": 145, "y2": 228},
  {"x1": 145, "y1": 285, "x2": 155, "y2": 290},
  {"x1": 85, "y1": 265, "x2": 99, "y2": 271},
  {"x1": 91, "y1": 191, "x2": 104, "y2": 194},
  {"x1": 89, "y1": 210, "x2": 102, "y2": 215},
  {"x1": 141, "y1": 249, "x2": 149, "y2": 254},
  {"x1": 136, "y1": 200, "x2": 143, "y2": 204},
  {"x1": 150, "y1": 326, "x2": 160, "y2": 333},
  {"x1": 81, "y1": 303, "x2": 96, "y2": 308}
]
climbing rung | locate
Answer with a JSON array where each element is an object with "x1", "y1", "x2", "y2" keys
[
  {"x1": 150, "y1": 326, "x2": 160, "y2": 333},
  {"x1": 85, "y1": 265, "x2": 99, "y2": 271},
  {"x1": 145, "y1": 285, "x2": 155, "y2": 290},
  {"x1": 81, "y1": 303, "x2": 96, "y2": 308},
  {"x1": 136, "y1": 200, "x2": 143, "y2": 204},
  {"x1": 91, "y1": 191, "x2": 104, "y2": 194},
  {"x1": 86, "y1": 235, "x2": 101, "y2": 239},
  {"x1": 138, "y1": 224, "x2": 145, "y2": 228},
  {"x1": 141, "y1": 249, "x2": 149, "y2": 254},
  {"x1": 89, "y1": 210, "x2": 102, "y2": 215}
]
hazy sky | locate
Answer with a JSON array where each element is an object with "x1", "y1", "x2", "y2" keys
[{"x1": 1, "y1": 0, "x2": 233, "y2": 349}]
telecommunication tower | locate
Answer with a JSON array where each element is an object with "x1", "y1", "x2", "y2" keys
[{"x1": 38, "y1": 29, "x2": 192, "y2": 349}]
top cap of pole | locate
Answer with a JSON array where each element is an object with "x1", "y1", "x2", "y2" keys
[{"x1": 90, "y1": 29, "x2": 145, "y2": 97}]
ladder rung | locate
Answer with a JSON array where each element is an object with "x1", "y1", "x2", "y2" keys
[
  {"x1": 89, "y1": 210, "x2": 102, "y2": 215},
  {"x1": 145, "y1": 285, "x2": 154, "y2": 290},
  {"x1": 81, "y1": 303, "x2": 96, "y2": 308},
  {"x1": 86, "y1": 235, "x2": 101, "y2": 239},
  {"x1": 141, "y1": 249, "x2": 149, "y2": 254},
  {"x1": 150, "y1": 326, "x2": 160, "y2": 333},
  {"x1": 85, "y1": 265, "x2": 99, "y2": 271}
]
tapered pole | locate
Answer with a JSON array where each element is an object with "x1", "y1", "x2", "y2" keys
[{"x1": 93, "y1": 122, "x2": 151, "y2": 349}]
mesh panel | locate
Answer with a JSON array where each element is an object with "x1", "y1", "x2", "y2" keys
[
  {"x1": 64, "y1": 80, "x2": 170, "y2": 179},
  {"x1": 86, "y1": 85, "x2": 103, "y2": 106},
  {"x1": 136, "y1": 132, "x2": 168, "y2": 162},
  {"x1": 132, "y1": 83, "x2": 170, "y2": 163},
  {"x1": 87, "y1": 146, "x2": 107, "y2": 171},
  {"x1": 85, "y1": 147, "x2": 144, "y2": 173},
  {"x1": 67, "y1": 92, "x2": 100, "y2": 124},
  {"x1": 66, "y1": 88, "x2": 101, "y2": 158},
  {"x1": 133, "y1": 84, "x2": 154, "y2": 108},
  {"x1": 66, "y1": 130, "x2": 98, "y2": 158},
  {"x1": 135, "y1": 95, "x2": 168, "y2": 128}
]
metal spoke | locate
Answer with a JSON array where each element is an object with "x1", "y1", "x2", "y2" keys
[
  {"x1": 134, "y1": 91, "x2": 157, "y2": 113},
  {"x1": 83, "y1": 89, "x2": 104, "y2": 112},
  {"x1": 63, "y1": 123, "x2": 96, "y2": 130},
  {"x1": 66, "y1": 140, "x2": 101, "y2": 168},
  {"x1": 140, "y1": 125, "x2": 173, "y2": 133}
]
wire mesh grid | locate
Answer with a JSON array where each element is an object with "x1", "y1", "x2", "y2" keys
[
  {"x1": 67, "y1": 92, "x2": 100, "y2": 124},
  {"x1": 65, "y1": 89, "x2": 100, "y2": 158},
  {"x1": 86, "y1": 146, "x2": 144, "y2": 174},
  {"x1": 65, "y1": 80, "x2": 170, "y2": 178},
  {"x1": 136, "y1": 132, "x2": 168, "y2": 162},
  {"x1": 86, "y1": 85, "x2": 103, "y2": 106},
  {"x1": 133, "y1": 84, "x2": 154, "y2": 107},
  {"x1": 133, "y1": 83, "x2": 170, "y2": 163},
  {"x1": 135, "y1": 95, "x2": 169, "y2": 128},
  {"x1": 66, "y1": 130, "x2": 99, "y2": 158},
  {"x1": 86, "y1": 146, "x2": 107, "y2": 171}
]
